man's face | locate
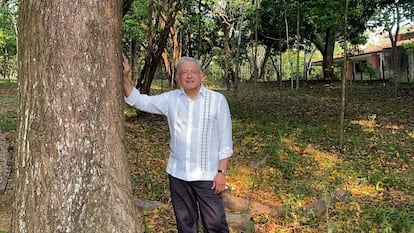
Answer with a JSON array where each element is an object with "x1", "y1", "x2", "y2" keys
[{"x1": 177, "y1": 61, "x2": 204, "y2": 93}]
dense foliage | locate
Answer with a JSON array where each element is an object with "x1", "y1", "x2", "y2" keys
[{"x1": 0, "y1": 0, "x2": 17, "y2": 79}]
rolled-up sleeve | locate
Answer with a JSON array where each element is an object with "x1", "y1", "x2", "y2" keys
[{"x1": 125, "y1": 88, "x2": 141, "y2": 106}]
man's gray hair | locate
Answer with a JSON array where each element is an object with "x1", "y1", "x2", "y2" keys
[{"x1": 176, "y1": 56, "x2": 203, "y2": 74}]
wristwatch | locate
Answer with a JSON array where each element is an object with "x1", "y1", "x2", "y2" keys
[{"x1": 218, "y1": 169, "x2": 227, "y2": 176}]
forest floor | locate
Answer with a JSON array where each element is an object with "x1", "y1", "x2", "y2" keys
[
  {"x1": 0, "y1": 81, "x2": 15, "y2": 233},
  {"x1": 0, "y1": 80, "x2": 413, "y2": 232}
]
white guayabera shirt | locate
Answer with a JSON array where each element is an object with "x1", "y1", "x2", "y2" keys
[{"x1": 125, "y1": 84, "x2": 233, "y2": 181}]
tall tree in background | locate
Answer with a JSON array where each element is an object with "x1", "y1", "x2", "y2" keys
[
  {"x1": 181, "y1": 0, "x2": 221, "y2": 65},
  {"x1": 14, "y1": 1, "x2": 139, "y2": 232},
  {"x1": 138, "y1": 0, "x2": 178, "y2": 94},
  {"x1": 257, "y1": 0, "x2": 294, "y2": 88},
  {"x1": 339, "y1": 0, "x2": 349, "y2": 149},
  {"x1": 234, "y1": 0, "x2": 248, "y2": 94},
  {"x1": 295, "y1": 0, "x2": 300, "y2": 90},
  {"x1": 214, "y1": 0, "x2": 236, "y2": 90},
  {"x1": 171, "y1": 0, "x2": 218, "y2": 85}
]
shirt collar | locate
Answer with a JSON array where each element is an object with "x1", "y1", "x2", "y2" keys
[{"x1": 179, "y1": 84, "x2": 206, "y2": 98}]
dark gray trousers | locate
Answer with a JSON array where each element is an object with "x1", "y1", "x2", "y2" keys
[{"x1": 169, "y1": 175, "x2": 229, "y2": 233}]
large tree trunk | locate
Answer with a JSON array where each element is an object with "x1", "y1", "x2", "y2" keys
[
  {"x1": 14, "y1": 1, "x2": 140, "y2": 232},
  {"x1": 322, "y1": 29, "x2": 336, "y2": 81},
  {"x1": 312, "y1": 28, "x2": 336, "y2": 81}
]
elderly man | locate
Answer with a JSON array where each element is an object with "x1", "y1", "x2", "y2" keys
[{"x1": 122, "y1": 55, "x2": 233, "y2": 233}]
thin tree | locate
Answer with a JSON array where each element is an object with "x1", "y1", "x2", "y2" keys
[
  {"x1": 234, "y1": 0, "x2": 247, "y2": 95},
  {"x1": 295, "y1": 1, "x2": 300, "y2": 90},
  {"x1": 339, "y1": 0, "x2": 349, "y2": 149},
  {"x1": 253, "y1": 0, "x2": 259, "y2": 83},
  {"x1": 14, "y1": 1, "x2": 139, "y2": 232},
  {"x1": 283, "y1": 1, "x2": 293, "y2": 89}
]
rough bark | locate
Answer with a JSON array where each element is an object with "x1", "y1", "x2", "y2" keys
[{"x1": 14, "y1": 1, "x2": 139, "y2": 232}]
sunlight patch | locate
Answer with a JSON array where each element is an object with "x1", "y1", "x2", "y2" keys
[
  {"x1": 347, "y1": 182, "x2": 377, "y2": 197},
  {"x1": 302, "y1": 145, "x2": 339, "y2": 169},
  {"x1": 351, "y1": 119, "x2": 376, "y2": 132}
]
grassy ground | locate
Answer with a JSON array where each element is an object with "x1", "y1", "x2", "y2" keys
[{"x1": 1, "y1": 79, "x2": 413, "y2": 232}]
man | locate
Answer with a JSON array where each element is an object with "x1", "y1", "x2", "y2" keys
[{"x1": 122, "y1": 55, "x2": 233, "y2": 233}]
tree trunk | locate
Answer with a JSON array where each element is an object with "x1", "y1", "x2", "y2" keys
[
  {"x1": 278, "y1": 52, "x2": 283, "y2": 90},
  {"x1": 161, "y1": 22, "x2": 181, "y2": 89},
  {"x1": 259, "y1": 46, "x2": 271, "y2": 81},
  {"x1": 234, "y1": 1, "x2": 247, "y2": 95},
  {"x1": 14, "y1": 1, "x2": 139, "y2": 232},
  {"x1": 130, "y1": 38, "x2": 138, "y2": 85},
  {"x1": 388, "y1": 17, "x2": 401, "y2": 97},
  {"x1": 322, "y1": 29, "x2": 336, "y2": 81},
  {"x1": 253, "y1": 0, "x2": 259, "y2": 83},
  {"x1": 339, "y1": 0, "x2": 349, "y2": 149},
  {"x1": 223, "y1": 22, "x2": 232, "y2": 91},
  {"x1": 138, "y1": 0, "x2": 176, "y2": 95},
  {"x1": 295, "y1": 1, "x2": 300, "y2": 90}
]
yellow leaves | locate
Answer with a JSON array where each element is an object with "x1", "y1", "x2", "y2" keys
[
  {"x1": 335, "y1": 201, "x2": 362, "y2": 219},
  {"x1": 142, "y1": 204, "x2": 176, "y2": 233},
  {"x1": 347, "y1": 182, "x2": 377, "y2": 197},
  {"x1": 302, "y1": 145, "x2": 339, "y2": 171},
  {"x1": 280, "y1": 137, "x2": 302, "y2": 153}
]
